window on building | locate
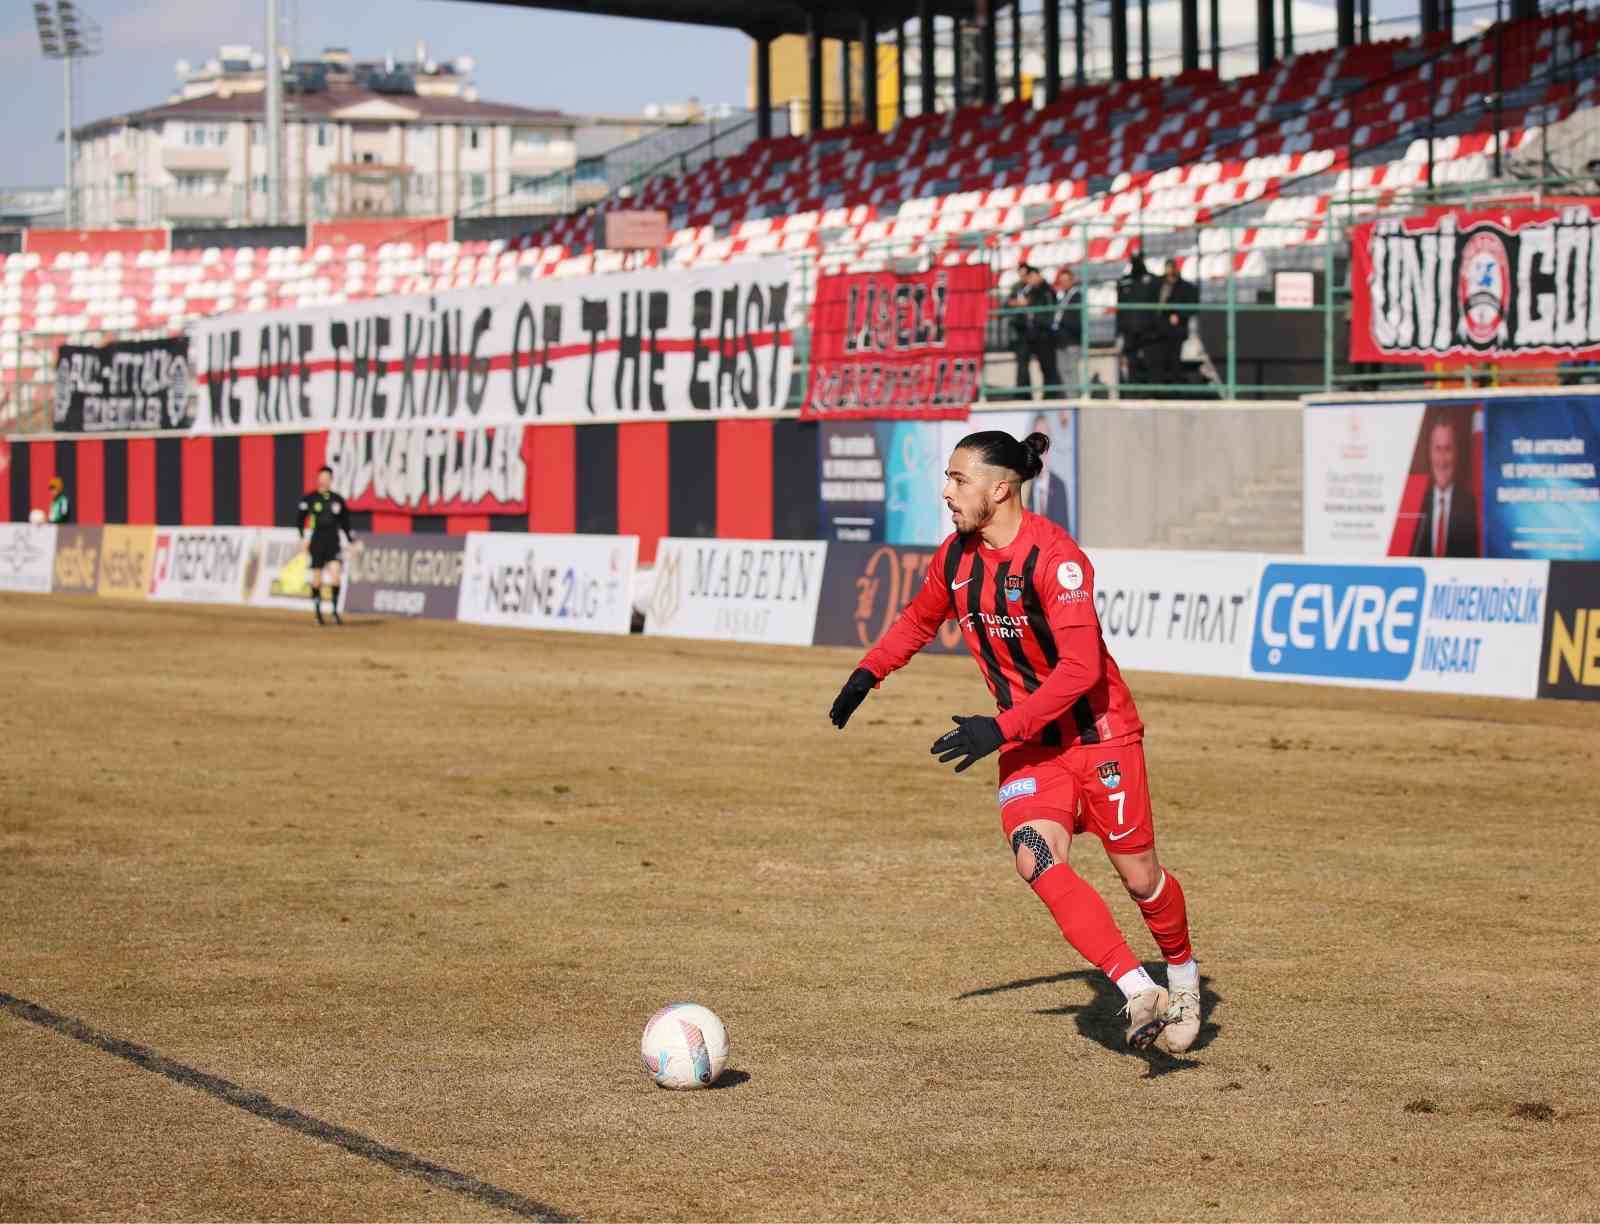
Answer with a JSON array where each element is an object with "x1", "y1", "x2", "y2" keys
[
  {"x1": 514, "y1": 127, "x2": 551, "y2": 151},
  {"x1": 171, "y1": 171, "x2": 224, "y2": 195},
  {"x1": 470, "y1": 173, "x2": 487, "y2": 199},
  {"x1": 468, "y1": 127, "x2": 481, "y2": 151},
  {"x1": 251, "y1": 174, "x2": 268, "y2": 194},
  {"x1": 114, "y1": 173, "x2": 135, "y2": 199},
  {"x1": 180, "y1": 124, "x2": 227, "y2": 148},
  {"x1": 316, "y1": 124, "x2": 331, "y2": 148},
  {"x1": 510, "y1": 175, "x2": 554, "y2": 201},
  {"x1": 251, "y1": 123, "x2": 263, "y2": 146}
]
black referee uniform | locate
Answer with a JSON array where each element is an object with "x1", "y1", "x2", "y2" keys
[{"x1": 297, "y1": 488, "x2": 355, "y2": 623}]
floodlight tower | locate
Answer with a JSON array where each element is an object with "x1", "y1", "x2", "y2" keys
[
  {"x1": 33, "y1": 0, "x2": 102, "y2": 229},
  {"x1": 266, "y1": 0, "x2": 283, "y2": 224}
]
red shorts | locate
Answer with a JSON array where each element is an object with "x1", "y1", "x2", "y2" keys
[{"x1": 996, "y1": 735, "x2": 1155, "y2": 855}]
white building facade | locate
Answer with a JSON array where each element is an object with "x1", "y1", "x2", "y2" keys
[{"x1": 73, "y1": 48, "x2": 588, "y2": 228}]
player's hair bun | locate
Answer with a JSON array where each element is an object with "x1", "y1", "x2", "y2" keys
[
  {"x1": 1020, "y1": 432, "x2": 1051, "y2": 481},
  {"x1": 954, "y1": 429, "x2": 1050, "y2": 482}
]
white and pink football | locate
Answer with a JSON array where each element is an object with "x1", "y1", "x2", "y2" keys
[{"x1": 639, "y1": 1003, "x2": 728, "y2": 1090}]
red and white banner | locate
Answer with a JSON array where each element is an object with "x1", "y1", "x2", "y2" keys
[
  {"x1": 327, "y1": 424, "x2": 528, "y2": 516},
  {"x1": 1351, "y1": 202, "x2": 1600, "y2": 365},
  {"x1": 802, "y1": 264, "x2": 990, "y2": 420},
  {"x1": 190, "y1": 259, "x2": 796, "y2": 433}
]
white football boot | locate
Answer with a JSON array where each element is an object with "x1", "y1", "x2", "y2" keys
[
  {"x1": 1155, "y1": 982, "x2": 1201, "y2": 1054},
  {"x1": 1121, "y1": 986, "x2": 1170, "y2": 1050}
]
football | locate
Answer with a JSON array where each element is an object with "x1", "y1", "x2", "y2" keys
[{"x1": 639, "y1": 1003, "x2": 728, "y2": 1090}]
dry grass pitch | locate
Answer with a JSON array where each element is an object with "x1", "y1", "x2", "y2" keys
[{"x1": 2, "y1": 592, "x2": 1598, "y2": 1222}]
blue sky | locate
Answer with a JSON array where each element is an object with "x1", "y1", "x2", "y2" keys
[{"x1": 1, "y1": 0, "x2": 1443, "y2": 190}]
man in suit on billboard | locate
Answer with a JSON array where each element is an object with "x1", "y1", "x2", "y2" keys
[
  {"x1": 1026, "y1": 412, "x2": 1074, "y2": 536},
  {"x1": 1410, "y1": 418, "x2": 1478, "y2": 558}
]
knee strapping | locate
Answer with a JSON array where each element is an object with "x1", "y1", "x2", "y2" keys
[{"x1": 1010, "y1": 826, "x2": 1056, "y2": 883}]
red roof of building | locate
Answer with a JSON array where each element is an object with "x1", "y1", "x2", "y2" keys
[{"x1": 78, "y1": 84, "x2": 568, "y2": 138}]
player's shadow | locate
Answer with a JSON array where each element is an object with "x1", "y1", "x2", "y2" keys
[
  {"x1": 957, "y1": 965, "x2": 1222, "y2": 1078},
  {"x1": 707, "y1": 1069, "x2": 751, "y2": 1091}
]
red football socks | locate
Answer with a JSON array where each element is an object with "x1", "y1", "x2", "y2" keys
[
  {"x1": 1031, "y1": 864, "x2": 1143, "y2": 983},
  {"x1": 1133, "y1": 869, "x2": 1193, "y2": 965}
]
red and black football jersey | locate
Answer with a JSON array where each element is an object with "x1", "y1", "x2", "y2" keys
[{"x1": 858, "y1": 511, "x2": 1143, "y2": 750}]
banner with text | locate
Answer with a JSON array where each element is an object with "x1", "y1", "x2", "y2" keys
[
  {"x1": 0, "y1": 523, "x2": 57, "y2": 593},
  {"x1": 647, "y1": 538, "x2": 827, "y2": 645},
  {"x1": 327, "y1": 425, "x2": 529, "y2": 515},
  {"x1": 1481, "y1": 395, "x2": 1600, "y2": 559},
  {"x1": 345, "y1": 534, "x2": 466, "y2": 619},
  {"x1": 812, "y1": 541, "x2": 965, "y2": 655},
  {"x1": 1539, "y1": 561, "x2": 1600, "y2": 700},
  {"x1": 1091, "y1": 550, "x2": 1260, "y2": 678},
  {"x1": 148, "y1": 527, "x2": 256, "y2": 603},
  {"x1": 1305, "y1": 395, "x2": 1600, "y2": 560},
  {"x1": 803, "y1": 265, "x2": 989, "y2": 420},
  {"x1": 244, "y1": 528, "x2": 335, "y2": 610},
  {"x1": 820, "y1": 409, "x2": 1076, "y2": 543},
  {"x1": 54, "y1": 337, "x2": 193, "y2": 433},
  {"x1": 458, "y1": 532, "x2": 637, "y2": 635},
  {"x1": 191, "y1": 260, "x2": 795, "y2": 433},
  {"x1": 1248, "y1": 556, "x2": 1549, "y2": 698},
  {"x1": 52, "y1": 526, "x2": 101, "y2": 594},
  {"x1": 1351, "y1": 204, "x2": 1600, "y2": 364},
  {"x1": 97, "y1": 525, "x2": 155, "y2": 599}
]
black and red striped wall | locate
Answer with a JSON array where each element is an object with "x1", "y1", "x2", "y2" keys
[{"x1": 5, "y1": 419, "x2": 820, "y2": 562}]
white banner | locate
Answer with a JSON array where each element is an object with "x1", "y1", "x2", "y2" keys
[
  {"x1": 1303, "y1": 401, "x2": 1431, "y2": 556},
  {"x1": 190, "y1": 260, "x2": 796, "y2": 434},
  {"x1": 0, "y1": 523, "x2": 57, "y2": 593},
  {"x1": 1247, "y1": 555, "x2": 1549, "y2": 698},
  {"x1": 458, "y1": 532, "x2": 638, "y2": 636},
  {"x1": 148, "y1": 527, "x2": 257, "y2": 603},
  {"x1": 1090, "y1": 549, "x2": 1260, "y2": 678},
  {"x1": 646, "y1": 538, "x2": 828, "y2": 646}
]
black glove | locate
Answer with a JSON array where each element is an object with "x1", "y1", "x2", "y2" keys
[
  {"x1": 931, "y1": 715, "x2": 1005, "y2": 773},
  {"x1": 829, "y1": 667, "x2": 878, "y2": 729}
]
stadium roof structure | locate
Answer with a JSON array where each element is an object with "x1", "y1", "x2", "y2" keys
[
  {"x1": 457, "y1": 1, "x2": 977, "y2": 41},
  {"x1": 445, "y1": 0, "x2": 1541, "y2": 138}
]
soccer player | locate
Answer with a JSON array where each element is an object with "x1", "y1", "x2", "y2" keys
[
  {"x1": 828, "y1": 430, "x2": 1200, "y2": 1054},
  {"x1": 297, "y1": 465, "x2": 355, "y2": 626}
]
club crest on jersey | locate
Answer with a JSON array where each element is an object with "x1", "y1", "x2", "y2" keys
[
  {"x1": 1004, "y1": 574, "x2": 1024, "y2": 603},
  {"x1": 1096, "y1": 761, "x2": 1122, "y2": 789}
]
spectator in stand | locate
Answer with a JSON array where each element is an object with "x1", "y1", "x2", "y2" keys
[
  {"x1": 1116, "y1": 254, "x2": 1157, "y2": 389},
  {"x1": 1052, "y1": 268, "x2": 1085, "y2": 395},
  {"x1": 46, "y1": 477, "x2": 71, "y2": 524},
  {"x1": 1148, "y1": 259, "x2": 1199, "y2": 393},
  {"x1": 1007, "y1": 264, "x2": 1062, "y2": 399}
]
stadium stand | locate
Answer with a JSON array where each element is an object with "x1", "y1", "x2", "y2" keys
[{"x1": 2, "y1": 10, "x2": 1596, "y2": 417}]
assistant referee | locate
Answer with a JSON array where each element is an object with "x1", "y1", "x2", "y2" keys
[{"x1": 297, "y1": 465, "x2": 356, "y2": 625}]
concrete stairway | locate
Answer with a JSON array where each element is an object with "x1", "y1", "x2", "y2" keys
[{"x1": 1157, "y1": 460, "x2": 1304, "y2": 552}]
